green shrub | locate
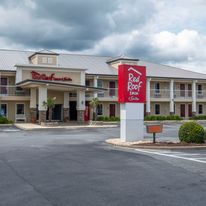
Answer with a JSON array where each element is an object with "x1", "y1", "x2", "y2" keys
[
  {"x1": 0, "y1": 116, "x2": 13, "y2": 124},
  {"x1": 144, "y1": 115, "x2": 182, "y2": 121},
  {"x1": 114, "y1": 117, "x2": 120, "y2": 121},
  {"x1": 178, "y1": 122, "x2": 205, "y2": 143},
  {"x1": 204, "y1": 129, "x2": 206, "y2": 141},
  {"x1": 97, "y1": 116, "x2": 105, "y2": 121},
  {"x1": 96, "y1": 116, "x2": 120, "y2": 122},
  {"x1": 190, "y1": 115, "x2": 206, "y2": 120},
  {"x1": 110, "y1": 116, "x2": 116, "y2": 121}
]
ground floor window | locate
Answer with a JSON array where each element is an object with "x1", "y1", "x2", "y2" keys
[
  {"x1": 155, "y1": 104, "x2": 160, "y2": 115},
  {"x1": 109, "y1": 104, "x2": 116, "y2": 117},
  {"x1": 97, "y1": 104, "x2": 103, "y2": 115},
  {"x1": 16, "y1": 104, "x2": 25, "y2": 115},
  {"x1": 0, "y1": 104, "x2": 7, "y2": 117},
  {"x1": 198, "y1": 104, "x2": 203, "y2": 114}
]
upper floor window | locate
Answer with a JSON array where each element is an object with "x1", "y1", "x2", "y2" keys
[
  {"x1": 41, "y1": 56, "x2": 53, "y2": 64},
  {"x1": 197, "y1": 84, "x2": 202, "y2": 95},
  {"x1": 48, "y1": 57, "x2": 53, "y2": 64},
  {"x1": 155, "y1": 82, "x2": 160, "y2": 94},
  {"x1": 97, "y1": 79, "x2": 103, "y2": 88},
  {"x1": 42, "y1": 57, "x2": 47, "y2": 64},
  {"x1": 86, "y1": 80, "x2": 90, "y2": 86}
]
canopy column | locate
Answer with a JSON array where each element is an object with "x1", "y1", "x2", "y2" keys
[
  {"x1": 29, "y1": 88, "x2": 37, "y2": 123},
  {"x1": 38, "y1": 86, "x2": 47, "y2": 123},
  {"x1": 63, "y1": 92, "x2": 70, "y2": 122},
  {"x1": 76, "y1": 90, "x2": 85, "y2": 123}
]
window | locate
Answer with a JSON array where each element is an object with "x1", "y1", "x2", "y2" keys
[
  {"x1": 155, "y1": 104, "x2": 160, "y2": 115},
  {"x1": 97, "y1": 79, "x2": 103, "y2": 88},
  {"x1": 198, "y1": 104, "x2": 203, "y2": 114},
  {"x1": 86, "y1": 80, "x2": 90, "y2": 86},
  {"x1": 97, "y1": 80, "x2": 104, "y2": 97},
  {"x1": 42, "y1": 56, "x2": 53, "y2": 64},
  {"x1": 0, "y1": 77, "x2": 8, "y2": 95},
  {"x1": 188, "y1": 84, "x2": 192, "y2": 97},
  {"x1": 97, "y1": 104, "x2": 103, "y2": 115},
  {"x1": 48, "y1": 57, "x2": 53, "y2": 64},
  {"x1": 42, "y1": 57, "x2": 47, "y2": 64},
  {"x1": 109, "y1": 81, "x2": 116, "y2": 96},
  {"x1": 16, "y1": 104, "x2": 25, "y2": 115},
  {"x1": 155, "y1": 82, "x2": 160, "y2": 94},
  {"x1": 180, "y1": 84, "x2": 186, "y2": 97},
  {"x1": 0, "y1": 104, "x2": 7, "y2": 117},
  {"x1": 198, "y1": 84, "x2": 202, "y2": 95}
]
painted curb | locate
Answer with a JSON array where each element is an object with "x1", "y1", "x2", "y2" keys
[{"x1": 106, "y1": 138, "x2": 206, "y2": 150}]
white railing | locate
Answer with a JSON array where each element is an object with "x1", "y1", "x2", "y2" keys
[
  {"x1": 86, "y1": 88, "x2": 118, "y2": 98},
  {"x1": 150, "y1": 89, "x2": 170, "y2": 98},
  {"x1": 0, "y1": 85, "x2": 30, "y2": 96},
  {"x1": 150, "y1": 89, "x2": 206, "y2": 99},
  {"x1": 86, "y1": 88, "x2": 206, "y2": 100},
  {"x1": 174, "y1": 90, "x2": 192, "y2": 99}
]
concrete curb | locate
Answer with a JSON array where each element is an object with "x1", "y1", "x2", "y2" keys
[
  {"x1": 0, "y1": 124, "x2": 14, "y2": 127},
  {"x1": 144, "y1": 120, "x2": 206, "y2": 125},
  {"x1": 106, "y1": 138, "x2": 206, "y2": 150},
  {"x1": 14, "y1": 123, "x2": 119, "y2": 130}
]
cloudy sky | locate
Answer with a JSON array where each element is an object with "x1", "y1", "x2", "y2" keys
[{"x1": 0, "y1": 0, "x2": 206, "y2": 73}]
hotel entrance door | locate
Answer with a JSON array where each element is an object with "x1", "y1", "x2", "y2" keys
[
  {"x1": 70, "y1": 101, "x2": 77, "y2": 120},
  {"x1": 52, "y1": 104, "x2": 62, "y2": 121}
]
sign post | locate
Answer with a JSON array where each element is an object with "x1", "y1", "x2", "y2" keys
[{"x1": 118, "y1": 64, "x2": 146, "y2": 142}]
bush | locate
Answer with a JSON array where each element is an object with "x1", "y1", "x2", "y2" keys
[
  {"x1": 204, "y1": 129, "x2": 206, "y2": 141},
  {"x1": 178, "y1": 122, "x2": 205, "y2": 143},
  {"x1": 144, "y1": 115, "x2": 182, "y2": 121},
  {"x1": 96, "y1": 116, "x2": 120, "y2": 122},
  {"x1": 0, "y1": 116, "x2": 13, "y2": 124},
  {"x1": 190, "y1": 115, "x2": 206, "y2": 120},
  {"x1": 97, "y1": 116, "x2": 105, "y2": 121}
]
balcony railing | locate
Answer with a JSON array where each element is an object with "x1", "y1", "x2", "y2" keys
[
  {"x1": 150, "y1": 89, "x2": 206, "y2": 99},
  {"x1": 0, "y1": 86, "x2": 30, "y2": 96},
  {"x1": 86, "y1": 88, "x2": 206, "y2": 99},
  {"x1": 86, "y1": 88, "x2": 118, "y2": 98},
  {"x1": 150, "y1": 89, "x2": 170, "y2": 98}
]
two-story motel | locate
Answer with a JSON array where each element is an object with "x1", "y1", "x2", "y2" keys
[{"x1": 1, "y1": 49, "x2": 206, "y2": 123}]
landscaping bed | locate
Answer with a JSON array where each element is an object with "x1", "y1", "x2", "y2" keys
[{"x1": 106, "y1": 138, "x2": 206, "y2": 149}]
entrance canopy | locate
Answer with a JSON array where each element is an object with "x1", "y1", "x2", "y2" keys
[{"x1": 16, "y1": 79, "x2": 107, "y2": 92}]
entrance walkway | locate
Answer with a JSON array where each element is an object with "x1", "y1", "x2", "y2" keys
[{"x1": 14, "y1": 123, "x2": 119, "y2": 130}]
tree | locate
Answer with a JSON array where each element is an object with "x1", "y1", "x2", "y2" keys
[
  {"x1": 42, "y1": 97, "x2": 56, "y2": 122},
  {"x1": 89, "y1": 97, "x2": 99, "y2": 121}
]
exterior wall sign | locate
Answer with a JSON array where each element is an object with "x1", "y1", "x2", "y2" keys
[
  {"x1": 118, "y1": 64, "x2": 146, "y2": 103},
  {"x1": 31, "y1": 71, "x2": 72, "y2": 81}
]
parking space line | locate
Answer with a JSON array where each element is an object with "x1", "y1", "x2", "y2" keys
[{"x1": 134, "y1": 149, "x2": 206, "y2": 164}]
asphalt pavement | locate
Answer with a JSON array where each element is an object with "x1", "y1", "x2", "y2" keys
[{"x1": 0, "y1": 125, "x2": 206, "y2": 206}]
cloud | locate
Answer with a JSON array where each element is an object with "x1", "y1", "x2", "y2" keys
[
  {"x1": 0, "y1": 0, "x2": 206, "y2": 72},
  {"x1": 0, "y1": 0, "x2": 155, "y2": 51}
]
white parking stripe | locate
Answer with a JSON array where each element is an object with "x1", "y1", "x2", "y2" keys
[{"x1": 135, "y1": 149, "x2": 206, "y2": 164}]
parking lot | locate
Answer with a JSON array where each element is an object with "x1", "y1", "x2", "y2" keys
[{"x1": 0, "y1": 124, "x2": 206, "y2": 206}]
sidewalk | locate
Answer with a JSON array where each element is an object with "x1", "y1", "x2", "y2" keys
[{"x1": 14, "y1": 123, "x2": 119, "y2": 130}]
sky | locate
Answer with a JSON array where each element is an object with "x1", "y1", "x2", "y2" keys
[{"x1": 0, "y1": 0, "x2": 206, "y2": 73}]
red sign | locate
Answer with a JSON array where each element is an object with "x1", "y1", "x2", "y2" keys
[
  {"x1": 118, "y1": 64, "x2": 146, "y2": 103},
  {"x1": 31, "y1": 71, "x2": 72, "y2": 81}
]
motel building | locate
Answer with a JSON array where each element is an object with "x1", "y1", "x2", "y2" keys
[{"x1": 1, "y1": 49, "x2": 206, "y2": 123}]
